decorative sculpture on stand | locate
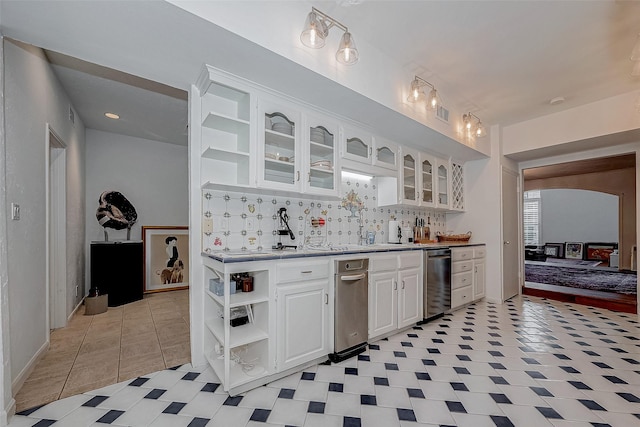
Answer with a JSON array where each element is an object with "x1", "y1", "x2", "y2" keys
[{"x1": 96, "y1": 191, "x2": 138, "y2": 241}]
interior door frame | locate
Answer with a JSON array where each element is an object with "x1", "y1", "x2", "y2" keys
[{"x1": 46, "y1": 124, "x2": 67, "y2": 331}]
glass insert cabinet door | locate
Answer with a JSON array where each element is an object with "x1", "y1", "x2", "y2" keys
[
  {"x1": 437, "y1": 163, "x2": 449, "y2": 206},
  {"x1": 421, "y1": 158, "x2": 434, "y2": 205},
  {"x1": 403, "y1": 154, "x2": 417, "y2": 201},
  {"x1": 263, "y1": 110, "x2": 297, "y2": 187},
  {"x1": 346, "y1": 137, "x2": 369, "y2": 160},
  {"x1": 308, "y1": 124, "x2": 336, "y2": 192}
]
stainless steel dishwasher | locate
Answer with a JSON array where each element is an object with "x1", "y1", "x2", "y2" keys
[
  {"x1": 424, "y1": 248, "x2": 451, "y2": 320},
  {"x1": 330, "y1": 258, "x2": 369, "y2": 363}
]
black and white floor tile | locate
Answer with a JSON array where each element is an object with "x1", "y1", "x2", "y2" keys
[{"x1": 10, "y1": 295, "x2": 640, "y2": 426}]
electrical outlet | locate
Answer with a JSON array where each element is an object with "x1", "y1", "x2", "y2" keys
[
  {"x1": 203, "y1": 218, "x2": 213, "y2": 233},
  {"x1": 220, "y1": 219, "x2": 228, "y2": 230},
  {"x1": 246, "y1": 218, "x2": 255, "y2": 231},
  {"x1": 11, "y1": 203, "x2": 20, "y2": 220}
]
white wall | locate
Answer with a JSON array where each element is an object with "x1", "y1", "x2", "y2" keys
[
  {"x1": 3, "y1": 38, "x2": 86, "y2": 407},
  {"x1": 85, "y1": 129, "x2": 188, "y2": 292},
  {"x1": 539, "y1": 189, "x2": 618, "y2": 244}
]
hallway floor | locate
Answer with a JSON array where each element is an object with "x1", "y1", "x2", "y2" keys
[
  {"x1": 14, "y1": 290, "x2": 190, "y2": 412},
  {"x1": 10, "y1": 294, "x2": 640, "y2": 426}
]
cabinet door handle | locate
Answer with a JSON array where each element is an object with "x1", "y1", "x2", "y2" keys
[
  {"x1": 324, "y1": 293, "x2": 328, "y2": 304},
  {"x1": 301, "y1": 270, "x2": 313, "y2": 274},
  {"x1": 296, "y1": 171, "x2": 300, "y2": 181},
  {"x1": 308, "y1": 172, "x2": 311, "y2": 183},
  {"x1": 393, "y1": 280, "x2": 397, "y2": 290},
  {"x1": 401, "y1": 280, "x2": 405, "y2": 289},
  {"x1": 369, "y1": 146, "x2": 372, "y2": 156}
]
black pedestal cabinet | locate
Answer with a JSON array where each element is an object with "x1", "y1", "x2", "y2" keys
[{"x1": 90, "y1": 241, "x2": 144, "y2": 307}]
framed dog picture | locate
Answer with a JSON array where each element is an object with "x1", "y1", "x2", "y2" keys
[{"x1": 142, "y1": 226, "x2": 189, "y2": 293}]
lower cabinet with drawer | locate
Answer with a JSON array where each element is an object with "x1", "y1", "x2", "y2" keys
[
  {"x1": 275, "y1": 259, "x2": 329, "y2": 372},
  {"x1": 451, "y1": 245, "x2": 486, "y2": 310},
  {"x1": 369, "y1": 251, "x2": 422, "y2": 339}
]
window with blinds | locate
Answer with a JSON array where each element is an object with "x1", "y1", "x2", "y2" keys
[{"x1": 523, "y1": 190, "x2": 541, "y2": 245}]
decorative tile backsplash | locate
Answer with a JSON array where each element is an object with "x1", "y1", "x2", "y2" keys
[{"x1": 202, "y1": 177, "x2": 447, "y2": 253}]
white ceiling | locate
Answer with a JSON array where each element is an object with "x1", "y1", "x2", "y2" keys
[
  {"x1": 45, "y1": 50, "x2": 188, "y2": 146},
  {"x1": 2, "y1": 1, "x2": 640, "y2": 155}
]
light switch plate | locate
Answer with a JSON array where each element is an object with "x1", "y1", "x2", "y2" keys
[
  {"x1": 11, "y1": 203, "x2": 20, "y2": 220},
  {"x1": 203, "y1": 218, "x2": 213, "y2": 233}
]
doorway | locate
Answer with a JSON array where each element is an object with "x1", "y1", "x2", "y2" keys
[{"x1": 47, "y1": 126, "x2": 67, "y2": 331}]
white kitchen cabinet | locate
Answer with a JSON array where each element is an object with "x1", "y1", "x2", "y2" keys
[
  {"x1": 451, "y1": 247, "x2": 473, "y2": 309},
  {"x1": 373, "y1": 136, "x2": 398, "y2": 171},
  {"x1": 202, "y1": 257, "x2": 274, "y2": 394},
  {"x1": 450, "y1": 161, "x2": 465, "y2": 211},
  {"x1": 451, "y1": 245, "x2": 485, "y2": 309},
  {"x1": 341, "y1": 124, "x2": 373, "y2": 165},
  {"x1": 257, "y1": 97, "x2": 302, "y2": 191},
  {"x1": 419, "y1": 152, "x2": 436, "y2": 207},
  {"x1": 196, "y1": 68, "x2": 256, "y2": 188},
  {"x1": 400, "y1": 147, "x2": 419, "y2": 206},
  {"x1": 303, "y1": 113, "x2": 339, "y2": 197},
  {"x1": 436, "y1": 157, "x2": 450, "y2": 210},
  {"x1": 397, "y1": 266, "x2": 421, "y2": 328},
  {"x1": 275, "y1": 259, "x2": 329, "y2": 372},
  {"x1": 473, "y1": 246, "x2": 486, "y2": 300},
  {"x1": 369, "y1": 270, "x2": 397, "y2": 338},
  {"x1": 369, "y1": 251, "x2": 422, "y2": 339}
]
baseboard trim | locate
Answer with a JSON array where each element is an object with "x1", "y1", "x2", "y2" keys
[
  {"x1": 2, "y1": 398, "x2": 16, "y2": 426},
  {"x1": 68, "y1": 298, "x2": 84, "y2": 322},
  {"x1": 11, "y1": 340, "x2": 49, "y2": 396}
]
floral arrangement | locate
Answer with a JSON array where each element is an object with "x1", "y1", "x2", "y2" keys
[{"x1": 341, "y1": 190, "x2": 364, "y2": 216}]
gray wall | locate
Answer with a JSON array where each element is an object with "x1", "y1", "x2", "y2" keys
[
  {"x1": 85, "y1": 129, "x2": 188, "y2": 292},
  {"x1": 4, "y1": 39, "x2": 86, "y2": 385},
  {"x1": 540, "y1": 189, "x2": 618, "y2": 244}
]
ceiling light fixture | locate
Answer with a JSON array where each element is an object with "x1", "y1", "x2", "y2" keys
[
  {"x1": 462, "y1": 112, "x2": 487, "y2": 138},
  {"x1": 407, "y1": 76, "x2": 440, "y2": 109},
  {"x1": 300, "y1": 7, "x2": 359, "y2": 65},
  {"x1": 104, "y1": 112, "x2": 120, "y2": 120}
]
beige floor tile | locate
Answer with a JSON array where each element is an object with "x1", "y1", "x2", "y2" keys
[
  {"x1": 59, "y1": 377, "x2": 118, "y2": 399},
  {"x1": 15, "y1": 289, "x2": 190, "y2": 410},
  {"x1": 161, "y1": 342, "x2": 191, "y2": 367},
  {"x1": 120, "y1": 340, "x2": 161, "y2": 360}
]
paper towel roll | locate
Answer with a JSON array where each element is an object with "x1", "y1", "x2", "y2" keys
[{"x1": 388, "y1": 221, "x2": 400, "y2": 244}]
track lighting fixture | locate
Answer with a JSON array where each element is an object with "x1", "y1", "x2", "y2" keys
[
  {"x1": 300, "y1": 7, "x2": 359, "y2": 65},
  {"x1": 407, "y1": 76, "x2": 440, "y2": 109},
  {"x1": 462, "y1": 112, "x2": 487, "y2": 138}
]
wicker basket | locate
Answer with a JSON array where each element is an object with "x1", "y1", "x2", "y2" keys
[{"x1": 436, "y1": 231, "x2": 472, "y2": 243}]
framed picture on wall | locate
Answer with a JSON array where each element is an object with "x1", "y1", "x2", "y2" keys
[
  {"x1": 544, "y1": 243, "x2": 564, "y2": 258},
  {"x1": 142, "y1": 226, "x2": 189, "y2": 293},
  {"x1": 564, "y1": 242, "x2": 584, "y2": 260}
]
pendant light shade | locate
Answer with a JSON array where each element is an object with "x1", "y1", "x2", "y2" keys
[
  {"x1": 407, "y1": 78, "x2": 425, "y2": 103},
  {"x1": 300, "y1": 7, "x2": 359, "y2": 65},
  {"x1": 336, "y1": 32, "x2": 359, "y2": 65},
  {"x1": 300, "y1": 11, "x2": 327, "y2": 48},
  {"x1": 462, "y1": 112, "x2": 487, "y2": 138},
  {"x1": 407, "y1": 76, "x2": 439, "y2": 109}
]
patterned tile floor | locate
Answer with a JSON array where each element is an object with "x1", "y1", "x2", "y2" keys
[{"x1": 9, "y1": 295, "x2": 640, "y2": 426}]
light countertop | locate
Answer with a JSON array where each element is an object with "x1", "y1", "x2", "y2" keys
[{"x1": 203, "y1": 242, "x2": 484, "y2": 263}]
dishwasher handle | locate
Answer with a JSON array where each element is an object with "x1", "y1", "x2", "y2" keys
[
  {"x1": 428, "y1": 255, "x2": 451, "y2": 260},
  {"x1": 340, "y1": 273, "x2": 366, "y2": 281}
]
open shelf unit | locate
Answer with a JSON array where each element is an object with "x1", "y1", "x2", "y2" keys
[
  {"x1": 202, "y1": 257, "x2": 274, "y2": 393},
  {"x1": 198, "y1": 75, "x2": 254, "y2": 188}
]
